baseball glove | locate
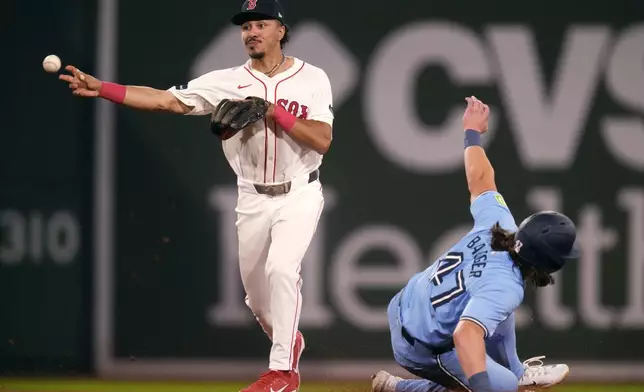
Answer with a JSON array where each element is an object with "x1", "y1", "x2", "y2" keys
[{"x1": 210, "y1": 96, "x2": 270, "y2": 140}]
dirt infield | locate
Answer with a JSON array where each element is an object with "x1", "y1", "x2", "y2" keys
[{"x1": 1, "y1": 379, "x2": 644, "y2": 392}]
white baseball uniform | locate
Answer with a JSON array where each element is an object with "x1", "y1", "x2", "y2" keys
[{"x1": 167, "y1": 57, "x2": 333, "y2": 370}]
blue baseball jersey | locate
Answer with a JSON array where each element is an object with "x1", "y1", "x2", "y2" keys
[{"x1": 399, "y1": 191, "x2": 525, "y2": 347}]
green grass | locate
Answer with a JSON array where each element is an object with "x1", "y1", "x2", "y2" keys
[{"x1": 1, "y1": 380, "x2": 644, "y2": 392}]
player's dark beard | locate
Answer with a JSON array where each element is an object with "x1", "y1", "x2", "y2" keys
[
  {"x1": 246, "y1": 36, "x2": 264, "y2": 59},
  {"x1": 249, "y1": 51, "x2": 265, "y2": 59}
]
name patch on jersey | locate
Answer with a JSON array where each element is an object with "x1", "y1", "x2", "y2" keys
[
  {"x1": 276, "y1": 99, "x2": 309, "y2": 119},
  {"x1": 467, "y1": 235, "x2": 488, "y2": 278}
]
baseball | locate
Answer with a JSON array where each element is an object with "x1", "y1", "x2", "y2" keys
[{"x1": 42, "y1": 54, "x2": 61, "y2": 73}]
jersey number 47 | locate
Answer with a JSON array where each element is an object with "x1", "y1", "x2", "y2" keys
[{"x1": 429, "y1": 252, "x2": 465, "y2": 309}]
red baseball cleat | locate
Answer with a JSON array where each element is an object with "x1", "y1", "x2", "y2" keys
[
  {"x1": 240, "y1": 370, "x2": 298, "y2": 392},
  {"x1": 241, "y1": 331, "x2": 305, "y2": 392}
]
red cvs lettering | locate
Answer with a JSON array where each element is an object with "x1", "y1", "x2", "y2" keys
[{"x1": 276, "y1": 99, "x2": 309, "y2": 119}]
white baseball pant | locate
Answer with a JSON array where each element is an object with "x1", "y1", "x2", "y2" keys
[{"x1": 235, "y1": 172, "x2": 324, "y2": 370}]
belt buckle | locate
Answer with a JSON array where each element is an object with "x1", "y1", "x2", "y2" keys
[{"x1": 258, "y1": 182, "x2": 291, "y2": 197}]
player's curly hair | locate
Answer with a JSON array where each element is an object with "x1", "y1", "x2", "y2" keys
[
  {"x1": 280, "y1": 25, "x2": 290, "y2": 49},
  {"x1": 489, "y1": 222, "x2": 554, "y2": 288}
]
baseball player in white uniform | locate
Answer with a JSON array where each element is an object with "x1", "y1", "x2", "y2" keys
[{"x1": 59, "y1": 1, "x2": 333, "y2": 391}]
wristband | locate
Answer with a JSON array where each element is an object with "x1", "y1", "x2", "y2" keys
[
  {"x1": 464, "y1": 129, "x2": 481, "y2": 148},
  {"x1": 273, "y1": 105, "x2": 297, "y2": 133},
  {"x1": 98, "y1": 82, "x2": 127, "y2": 104},
  {"x1": 468, "y1": 371, "x2": 493, "y2": 392}
]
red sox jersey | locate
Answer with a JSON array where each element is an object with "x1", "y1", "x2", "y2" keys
[{"x1": 167, "y1": 57, "x2": 334, "y2": 184}]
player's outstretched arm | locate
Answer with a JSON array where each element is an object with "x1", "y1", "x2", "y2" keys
[
  {"x1": 462, "y1": 96, "x2": 496, "y2": 203},
  {"x1": 59, "y1": 65, "x2": 192, "y2": 114},
  {"x1": 453, "y1": 320, "x2": 493, "y2": 392}
]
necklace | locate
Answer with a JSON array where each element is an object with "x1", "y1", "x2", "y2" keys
[{"x1": 263, "y1": 54, "x2": 286, "y2": 76}]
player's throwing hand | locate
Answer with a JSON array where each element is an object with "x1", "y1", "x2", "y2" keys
[
  {"x1": 462, "y1": 96, "x2": 489, "y2": 133},
  {"x1": 59, "y1": 65, "x2": 102, "y2": 97}
]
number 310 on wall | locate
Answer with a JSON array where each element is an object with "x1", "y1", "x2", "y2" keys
[{"x1": 0, "y1": 210, "x2": 80, "y2": 265}]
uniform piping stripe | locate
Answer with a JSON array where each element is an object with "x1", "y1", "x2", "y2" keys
[
  {"x1": 288, "y1": 272, "x2": 302, "y2": 369},
  {"x1": 437, "y1": 355, "x2": 472, "y2": 392},
  {"x1": 272, "y1": 61, "x2": 306, "y2": 182},
  {"x1": 244, "y1": 67, "x2": 269, "y2": 182},
  {"x1": 288, "y1": 197, "x2": 323, "y2": 368},
  {"x1": 460, "y1": 316, "x2": 490, "y2": 339}
]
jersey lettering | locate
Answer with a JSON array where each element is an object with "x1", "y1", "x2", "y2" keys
[
  {"x1": 467, "y1": 235, "x2": 486, "y2": 254},
  {"x1": 431, "y1": 270, "x2": 466, "y2": 308},
  {"x1": 277, "y1": 99, "x2": 309, "y2": 119},
  {"x1": 470, "y1": 251, "x2": 488, "y2": 278},
  {"x1": 467, "y1": 235, "x2": 489, "y2": 278},
  {"x1": 429, "y1": 252, "x2": 466, "y2": 308},
  {"x1": 430, "y1": 252, "x2": 463, "y2": 285}
]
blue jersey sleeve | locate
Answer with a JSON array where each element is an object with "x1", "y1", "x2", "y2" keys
[
  {"x1": 470, "y1": 191, "x2": 517, "y2": 232},
  {"x1": 460, "y1": 268, "x2": 524, "y2": 338}
]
